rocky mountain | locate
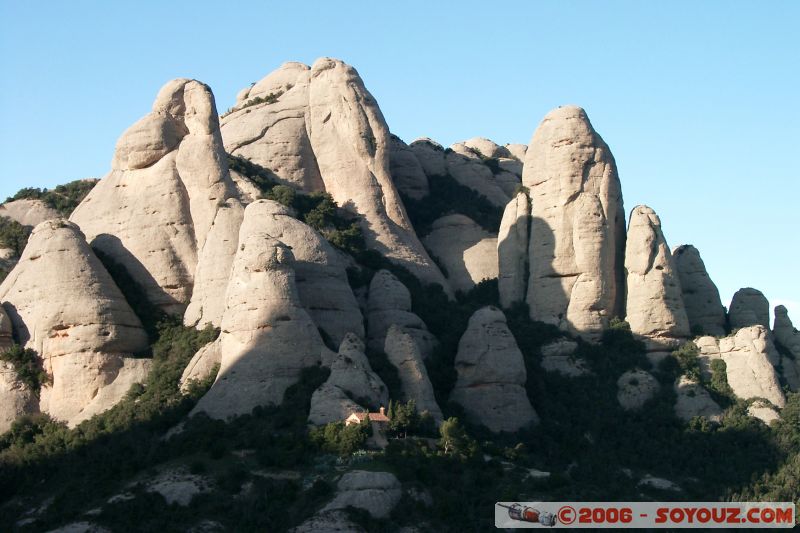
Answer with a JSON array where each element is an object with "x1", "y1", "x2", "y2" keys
[{"x1": 0, "y1": 58, "x2": 798, "y2": 532}]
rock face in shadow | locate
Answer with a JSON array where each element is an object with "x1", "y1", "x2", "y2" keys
[
  {"x1": 772, "y1": 305, "x2": 800, "y2": 391},
  {"x1": 422, "y1": 214, "x2": 498, "y2": 293},
  {"x1": 672, "y1": 245, "x2": 727, "y2": 337},
  {"x1": 366, "y1": 269, "x2": 437, "y2": 358},
  {"x1": 445, "y1": 146, "x2": 511, "y2": 207},
  {"x1": 450, "y1": 307, "x2": 537, "y2": 432},
  {"x1": 0, "y1": 220, "x2": 150, "y2": 426},
  {"x1": 308, "y1": 334, "x2": 388, "y2": 425},
  {"x1": 0, "y1": 305, "x2": 12, "y2": 351},
  {"x1": 674, "y1": 375, "x2": 722, "y2": 422},
  {"x1": 624, "y1": 206, "x2": 690, "y2": 357},
  {"x1": 222, "y1": 59, "x2": 449, "y2": 291},
  {"x1": 384, "y1": 325, "x2": 443, "y2": 422},
  {"x1": 497, "y1": 191, "x2": 530, "y2": 308},
  {"x1": 696, "y1": 326, "x2": 786, "y2": 414},
  {"x1": 191, "y1": 208, "x2": 329, "y2": 420},
  {"x1": 71, "y1": 78, "x2": 236, "y2": 314},
  {"x1": 523, "y1": 106, "x2": 625, "y2": 340},
  {"x1": 728, "y1": 288, "x2": 770, "y2": 330},
  {"x1": 389, "y1": 134, "x2": 429, "y2": 200},
  {"x1": 321, "y1": 470, "x2": 402, "y2": 519},
  {"x1": 616, "y1": 370, "x2": 659, "y2": 411}
]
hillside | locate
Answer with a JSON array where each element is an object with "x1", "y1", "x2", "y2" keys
[{"x1": 0, "y1": 58, "x2": 798, "y2": 532}]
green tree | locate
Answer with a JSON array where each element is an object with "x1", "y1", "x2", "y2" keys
[{"x1": 438, "y1": 417, "x2": 472, "y2": 456}]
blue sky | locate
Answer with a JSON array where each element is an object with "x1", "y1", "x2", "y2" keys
[{"x1": 1, "y1": 1, "x2": 798, "y2": 320}]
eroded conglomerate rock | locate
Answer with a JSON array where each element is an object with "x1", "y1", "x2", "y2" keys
[
  {"x1": 186, "y1": 199, "x2": 363, "y2": 346},
  {"x1": 0, "y1": 361, "x2": 37, "y2": 433},
  {"x1": 540, "y1": 339, "x2": 589, "y2": 377},
  {"x1": 616, "y1": 370, "x2": 659, "y2": 411},
  {"x1": 223, "y1": 59, "x2": 448, "y2": 290},
  {"x1": 523, "y1": 106, "x2": 625, "y2": 340},
  {"x1": 409, "y1": 138, "x2": 447, "y2": 177},
  {"x1": 497, "y1": 191, "x2": 530, "y2": 308},
  {"x1": 422, "y1": 215, "x2": 498, "y2": 293},
  {"x1": 222, "y1": 62, "x2": 325, "y2": 192},
  {"x1": 308, "y1": 334, "x2": 387, "y2": 425},
  {"x1": 0, "y1": 304, "x2": 12, "y2": 351},
  {"x1": 728, "y1": 288, "x2": 770, "y2": 330},
  {"x1": 321, "y1": 470, "x2": 402, "y2": 519},
  {"x1": 674, "y1": 375, "x2": 722, "y2": 422},
  {"x1": 672, "y1": 245, "x2": 727, "y2": 337},
  {"x1": 450, "y1": 307, "x2": 537, "y2": 432},
  {"x1": 389, "y1": 135, "x2": 429, "y2": 199},
  {"x1": 191, "y1": 221, "x2": 328, "y2": 419},
  {"x1": 71, "y1": 78, "x2": 236, "y2": 314},
  {"x1": 184, "y1": 198, "x2": 245, "y2": 328},
  {"x1": 0, "y1": 199, "x2": 60, "y2": 227},
  {"x1": 366, "y1": 270, "x2": 436, "y2": 358},
  {"x1": 624, "y1": 206, "x2": 690, "y2": 356},
  {"x1": 445, "y1": 146, "x2": 510, "y2": 207},
  {"x1": 384, "y1": 325, "x2": 443, "y2": 422},
  {"x1": 773, "y1": 305, "x2": 800, "y2": 390},
  {"x1": 696, "y1": 326, "x2": 786, "y2": 413},
  {"x1": 179, "y1": 341, "x2": 221, "y2": 393},
  {"x1": 0, "y1": 220, "x2": 150, "y2": 426}
]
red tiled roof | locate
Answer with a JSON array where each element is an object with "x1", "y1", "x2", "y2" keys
[{"x1": 350, "y1": 411, "x2": 389, "y2": 423}]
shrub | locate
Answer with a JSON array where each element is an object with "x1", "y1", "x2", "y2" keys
[
  {"x1": 0, "y1": 345, "x2": 48, "y2": 393},
  {"x1": 0, "y1": 216, "x2": 31, "y2": 257},
  {"x1": 309, "y1": 419, "x2": 370, "y2": 456},
  {"x1": 5, "y1": 179, "x2": 97, "y2": 217},
  {"x1": 673, "y1": 342, "x2": 702, "y2": 382}
]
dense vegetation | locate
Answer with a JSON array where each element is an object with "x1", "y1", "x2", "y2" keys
[
  {"x1": 0, "y1": 216, "x2": 31, "y2": 257},
  {"x1": 5, "y1": 179, "x2": 97, "y2": 217},
  {"x1": 0, "y1": 345, "x2": 47, "y2": 393}
]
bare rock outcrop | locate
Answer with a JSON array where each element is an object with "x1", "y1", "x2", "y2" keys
[
  {"x1": 497, "y1": 191, "x2": 530, "y2": 308},
  {"x1": 184, "y1": 198, "x2": 245, "y2": 328},
  {"x1": 409, "y1": 138, "x2": 447, "y2": 177},
  {"x1": 674, "y1": 376, "x2": 722, "y2": 422},
  {"x1": 672, "y1": 245, "x2": 727, "y2": 337},
  {"x1": 71, "y1": 78, "x2": 236, "y2": 314},
  {"x1": 0, "y1": 199, "x2": 60, "y2": 227},
  {"x1": 0, "y1": 220, "x2": 150, "y2": 426},
  {"x1": 505, "y1": 143, "x2": 527, "y2": 162},
  {"x1": 0, "y1": 361, "x2": 37, "y2": 433},
  {"x1": 696, "y1": 326, "x2": 785, "y2": 411},
  {"x1": 222, "y1": 62, "x2": 325, "y2": 192},
  {"x1": 223, "y1": 59, "x2": 448, "y2": 290},
  {"x1": 326, "y1": 334, "x2": 388, "y2": 408},
  {"x1": 366, "y1": 270, "x2": 436, "y2": 358},
  {"x1": 523, "y1": 106, "x2": 625, "y2": 340},
  {"x1": 185, "y1": 199, "x2": 363, "y2": 346},
  {"x1": 308, "y1": 332, "x2": 388, "y2": 425},
  {"x1": 384, "y1": 325, "x2": 443, "y2": 422},
  {"x1": 179, "y1": 341, "x2": 221, "y2": 393},
  {"x1": 616, "y1": 370, "x2": 659, "y2": 411},
  {"x1": 774, "y1": 305, "x2": 800, "y2": 357},
  {"x1": 389, "y1": 135, "x2": 429, "y2": 199},
  {"x1": 729, "y1": 288, "x2": 770, "y2": 330},
  {"x1": 450, "y1": 307, "x2": 537, "y2": 432},
  {"x1": 254, "y1": 200, "x2": 363, "y2": 345},
  {"x1": 444, "y1": 148, "x2": 510, "y2": 207},
  {"x1": 0, "y1": 304, "x2": 12, "y2": 351},
  {"x1": 321, "y1": 470, "x2": 402, "y2": 519},
  {"x1": 191, "y1": 213, "x2": 329, "y2": 419},
  {"x1": 540, "y1": 339, "x2": 589, "y2": 377},
  {"x1": 773, "y1": 305, "x2": 800, "y2": 390},
  {"x1": 624, "y1": 206, "x2": 690, "y2": 357},
  {"x1": 422, "y1": 215, "x2": 498, "y2": 293},
  {"x1": 308, "y1": 383, "x2": 364, "y2": 426}
]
